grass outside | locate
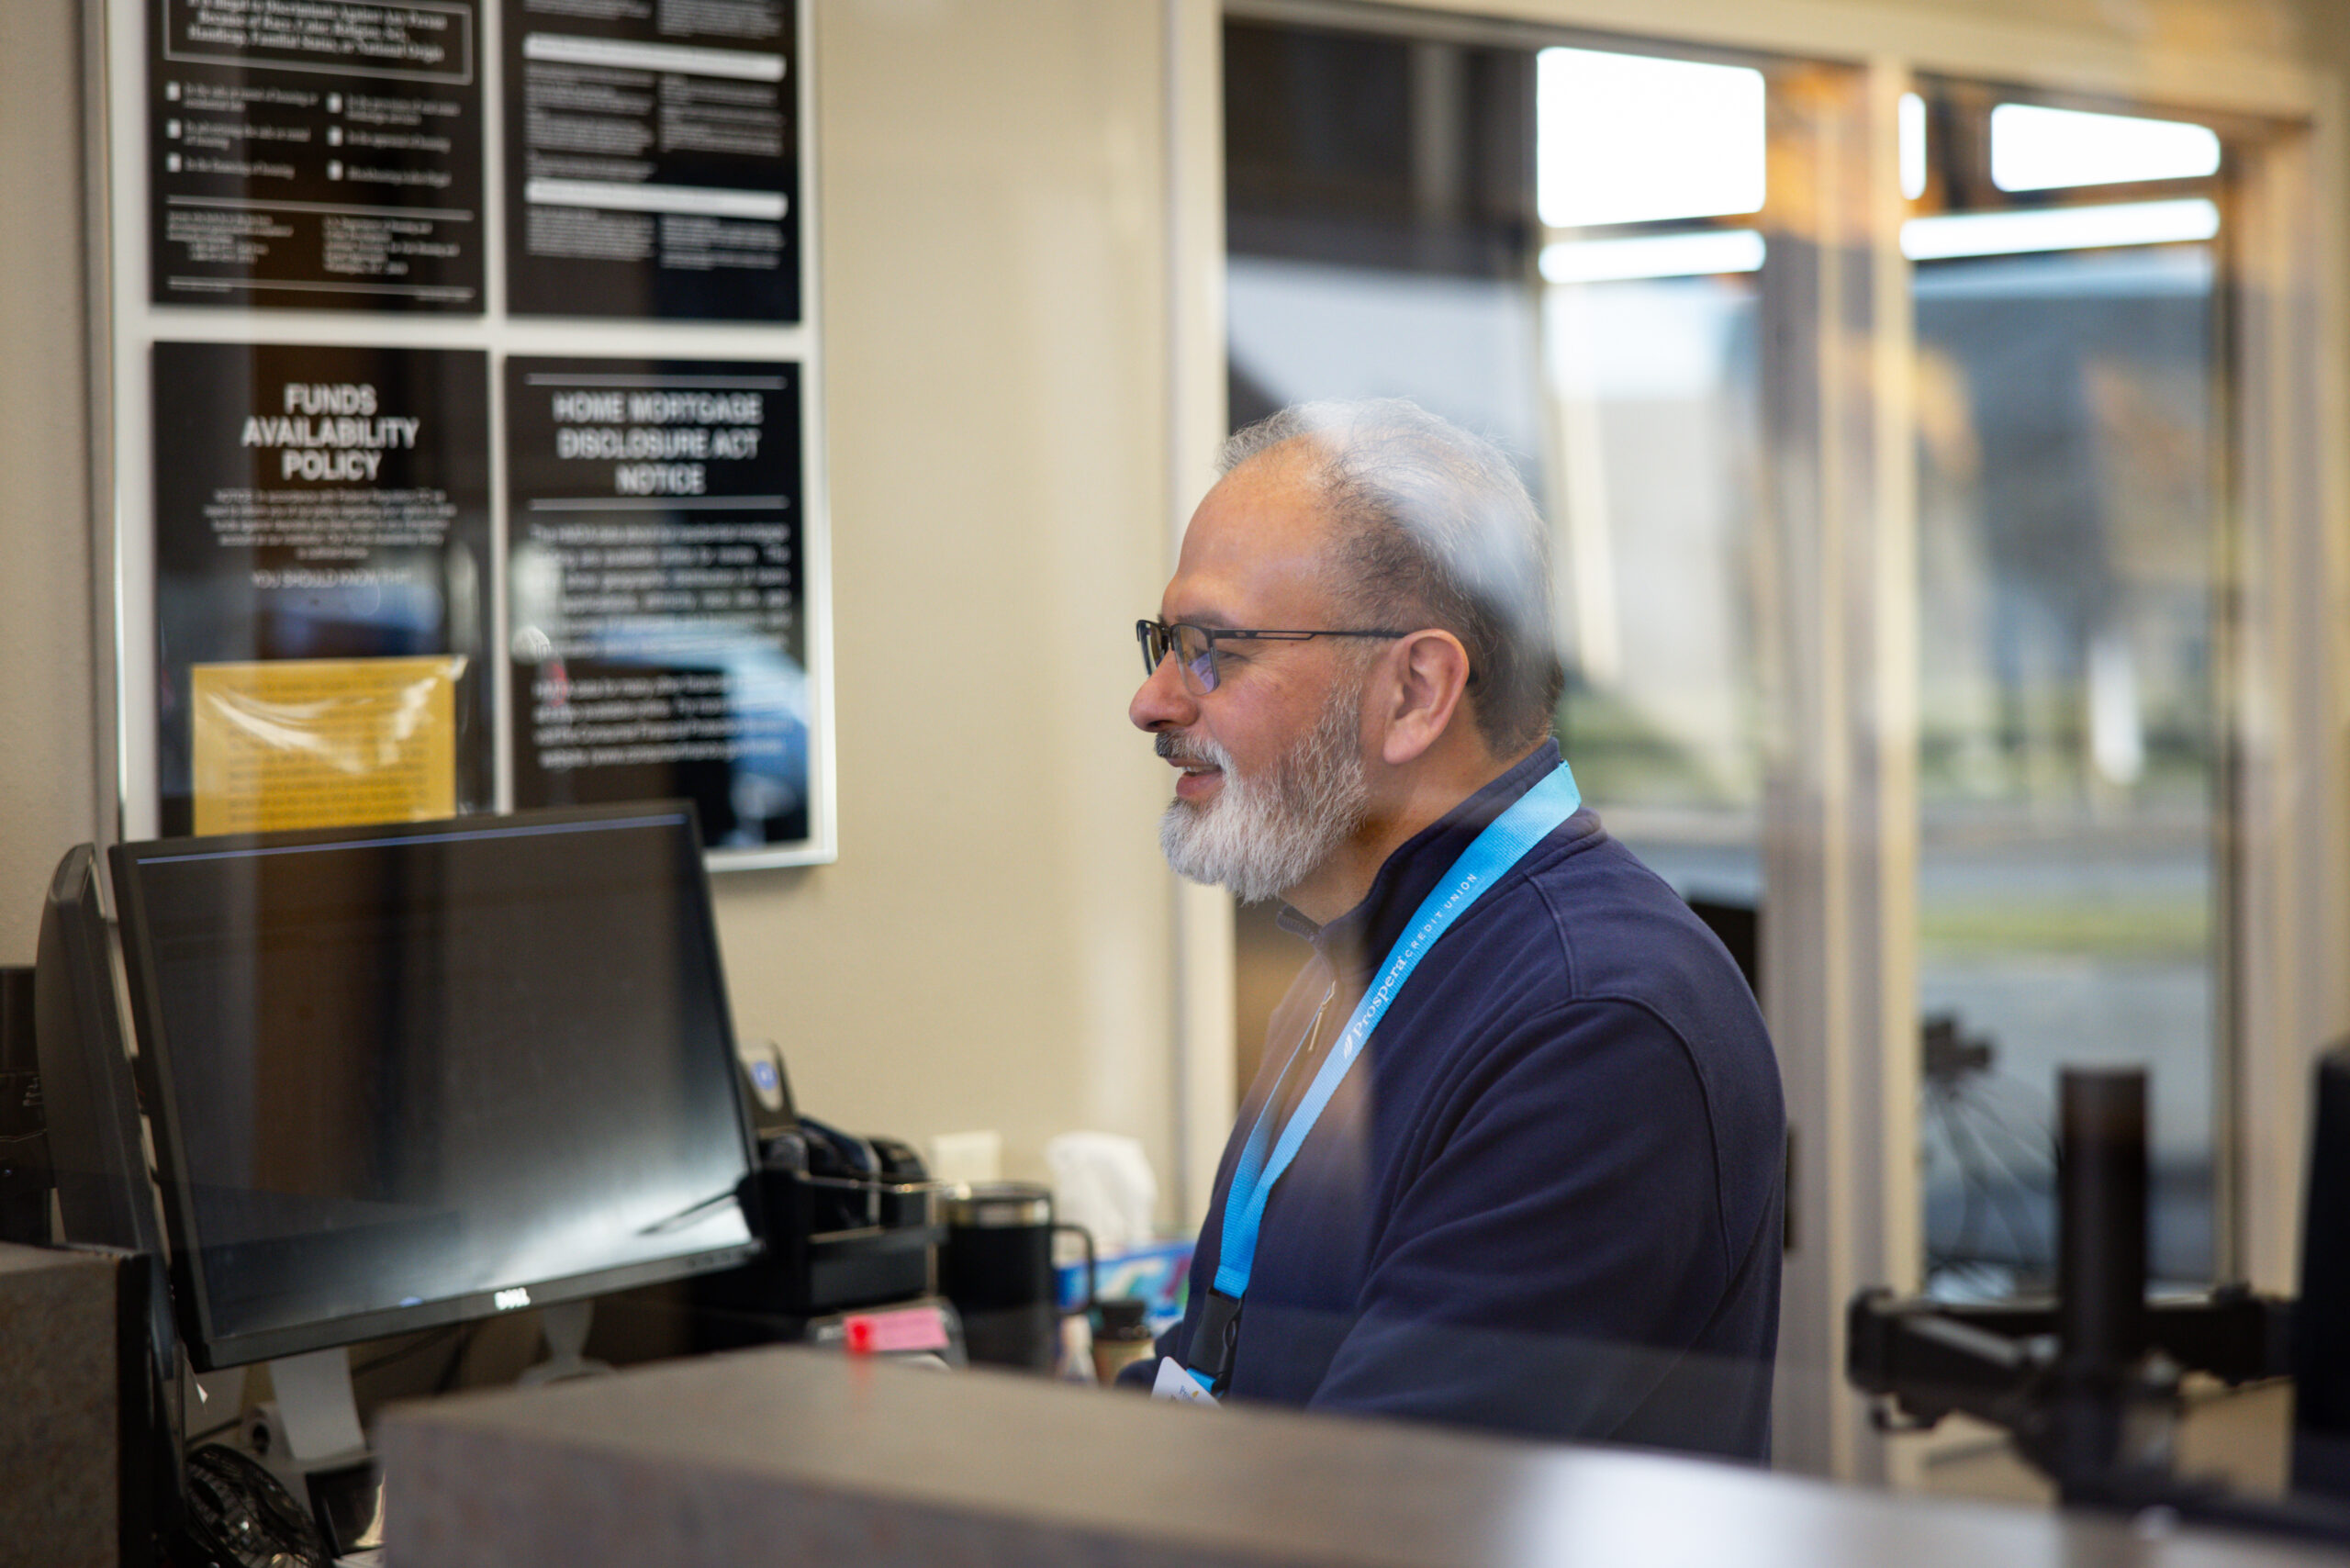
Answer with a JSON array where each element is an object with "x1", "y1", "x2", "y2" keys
[{"x1": 1919, "y1": 897, "x2": 2208, "y2": 961}]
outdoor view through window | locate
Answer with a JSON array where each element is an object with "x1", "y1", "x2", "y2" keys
[{"x1": 1908, "y1": 86, "x2": 2228, "y2": 1295}]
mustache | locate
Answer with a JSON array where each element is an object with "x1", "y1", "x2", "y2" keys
[{"x1": 1155, "y1": 731, "x2": 1225, "y2": 767}]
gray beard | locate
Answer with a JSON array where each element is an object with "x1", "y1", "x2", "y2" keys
[{"x1": 1155, "y1": 683, "x2": 1370, "y2": 904}]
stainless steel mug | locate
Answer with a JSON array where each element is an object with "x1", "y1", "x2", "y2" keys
[{"x1": 938, "y1": 1182, "x2": 1092, "y2": 1372}]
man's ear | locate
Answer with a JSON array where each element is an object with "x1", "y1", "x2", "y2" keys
[{"x1": 1373, "y1": 630, "x2": 1472, "y2": 767}]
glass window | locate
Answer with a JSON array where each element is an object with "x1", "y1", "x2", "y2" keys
[
  {"x1": 1988, "y1": 103, "x2": 2222, "y2": 193},
  {"x1": 1223, "y1": 19, "x2": 1549, "y2": 1085},
  {"x1": 1535, "y1": 47, "x2": 1766, "y2": 226},
  {"x1": 1909, "y1": 84, "x2": 2229, "y2": 1296},
  {"x1": 1222, "y1": 17, "x2": 1774, "y2": 1077}
]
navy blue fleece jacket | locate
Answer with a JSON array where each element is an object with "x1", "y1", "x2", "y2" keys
[{"x1": 1151, "y1": 742, "x2": 1784, "y2": 1461}]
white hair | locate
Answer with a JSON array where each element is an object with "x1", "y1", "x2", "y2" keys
[{"x1": 1220, "y1": 398, "x2": 1561, "y2": 754}]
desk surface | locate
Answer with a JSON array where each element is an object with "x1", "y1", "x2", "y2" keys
[{"x1": 379, "y1": 1346, "x2": 2350, "y2": 1568}]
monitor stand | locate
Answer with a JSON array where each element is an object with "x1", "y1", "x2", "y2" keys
[
  {"x1": 252, "y1": 1349, "x2": 382, "y2": 1565},
  {"x1": 262, "y1": 1346, "x2": 369, "y2": 1469},
  {"x1": 519, "y1": 1299, "x2": 613, "y2": 1386}
]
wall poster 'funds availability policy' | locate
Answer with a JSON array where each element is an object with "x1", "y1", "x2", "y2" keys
[
  {"x1": 503, "y1": 0, "x2": 798, "y2": 320},
  {"x1": 507, "y1": 358, "x2": 811, "y2": 852},
  {"x1": 151, "y1": 342, "x2": 494, "y2": 836},
  {"x1": 150, "y1": 0, "x2": 485, "y2": 310}
]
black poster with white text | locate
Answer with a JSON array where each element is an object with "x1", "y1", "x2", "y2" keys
[
  {"x1": 151, "y1": 342, "x2": 493, "y2": 834},
  {"x1": 506, "y1": 358, "x2": 809, "y2": 850},
  {"x1": 502, "y1": 0, "x2": 799, "y2": 321},
  {"x1": 149, "y1": 0, "x2": 485, "y2": 310}
]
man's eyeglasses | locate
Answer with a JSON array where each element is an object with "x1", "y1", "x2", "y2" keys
[{"x1": 1136, "y1": 619, "x2": 1410, "y2": 696}]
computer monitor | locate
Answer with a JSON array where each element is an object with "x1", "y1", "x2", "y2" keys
[
  {"x1": 2296, "y1": 1042, "x2": 2350, "y2": 1500},
  {"x1": 34, "y1": 843, "x2": 185, "y2": 1550},
  {"x1": 35, "y1": 843, "x2": 179, "y2": 1384},
  {"x1": 106, "y1": 802, "x2": 762, "y2": 1372}
]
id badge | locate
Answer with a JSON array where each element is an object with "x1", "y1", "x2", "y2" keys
[{"x1": 1151, "y1": 1356, "x2": 1221, "y2": 1406}]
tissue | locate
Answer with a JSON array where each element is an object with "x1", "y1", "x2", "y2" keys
[{"x1": 1046, "y1": 1131, "x2": 1158, "y2": 1256}]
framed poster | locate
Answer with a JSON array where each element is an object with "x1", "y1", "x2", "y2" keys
[
  {"x1": 502, "y1": 0, "x2": 799, "y2": 321},
  {"x1": 506, "y1": 358, "x2": 811, "y2": 851},
  {"x1": 151, "y1": 341, "x2": 493, "y2": 835},
  {"x1": 148, "y1": 0, "x2": 486, "y2": 310},
  {"x1": 98, "y1": 0, "x2": 831, "y2": 866}
]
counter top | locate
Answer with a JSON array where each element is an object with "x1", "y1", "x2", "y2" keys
[{"x1": 378, "y1": 1345, "x2": 2348, "y2": 1567}]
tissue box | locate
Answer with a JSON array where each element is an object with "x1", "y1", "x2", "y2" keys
[{"x1": 1057, "y1": 1236, "x2": 1192, "y2": 1328}]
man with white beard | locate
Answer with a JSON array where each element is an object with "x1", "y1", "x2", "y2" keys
[{"x1": 1127, "y1": 399, "x2": 1784, "y2": 1461}]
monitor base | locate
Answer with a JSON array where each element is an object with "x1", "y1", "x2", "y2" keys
[{"x1": 517, "y1": 1299, "x2": 615, "y2": 1386}]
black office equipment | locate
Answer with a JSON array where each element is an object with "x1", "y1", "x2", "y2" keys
[
  {"x1": 690, "y1": 1110, "x2": 944, "y2": 1350},
  {"x1": 1684, "y1": 897, "x2": 1759, "y2": 1002},
  {"x1": 2293, "y1": 1044, "x2": 2350, "y2": 1501},
  {"x1": 33, "y1": 846, "x2": 179, "y2": 1386},
  {"x1": 1850, "y1": 1064, "x2": 2350, "y2": 1542},
  {"x1": 736, "y1": 1038, "x2": 799, "y2": 1142},
  {"x1": 0, "y1": 965, "x2": 48, "y2": 1245},
  {"x1": 102, "y1": 802, "x2": 764, "y2": 1373},
  {"x1": 178, "y1": 1442, "x2": 330, "y2": 1568}
]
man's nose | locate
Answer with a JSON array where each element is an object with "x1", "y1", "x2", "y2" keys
[{"x1": 1129, "y1": 650, "x2": 1197, "y2": 733}]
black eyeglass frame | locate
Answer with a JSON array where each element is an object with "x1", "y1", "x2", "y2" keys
[{"x1": 1136, "y1": 618, "x2": 1414, "y2": 694}]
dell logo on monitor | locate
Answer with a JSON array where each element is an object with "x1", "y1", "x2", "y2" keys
[{"x1": 495, "y1": 1287, "x2": 532, "y2": 1311}]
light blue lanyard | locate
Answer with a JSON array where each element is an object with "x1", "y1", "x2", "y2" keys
[{"x1": 1187, "y1": 759, "x2": 1582, "y2": 1391}]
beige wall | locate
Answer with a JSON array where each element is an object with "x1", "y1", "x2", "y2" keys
[
  {"x1": 714, "y1": 0, "x2": 1181, "y2": 1185},
  {"x1": 0, "y1": 0, "x2": 98, "y2": 967},
  {"x1": 1909, "y1": 0, "x2": 2350, "y2": 101},
  {"x1": 1913, "y1": 0, "x2": 2308, "y2": 54}
]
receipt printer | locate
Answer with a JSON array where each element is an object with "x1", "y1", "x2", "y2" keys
[{"x1": 691, "y1": 1042, "x2": 944, "y2": 1347}]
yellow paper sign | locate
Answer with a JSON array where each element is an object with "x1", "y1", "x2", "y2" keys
[{"x1": 190, "y1": 656, "x2": 465, "y2": 834}]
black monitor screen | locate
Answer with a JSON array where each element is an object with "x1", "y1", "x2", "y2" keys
[{"x1": 110, "y1": 804, "x2": 759, "y2": 1369}]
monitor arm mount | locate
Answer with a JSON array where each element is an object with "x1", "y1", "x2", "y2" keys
[{"x1": 1847, "y1": 1068, "x2": 2347, "y2": 1543}]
